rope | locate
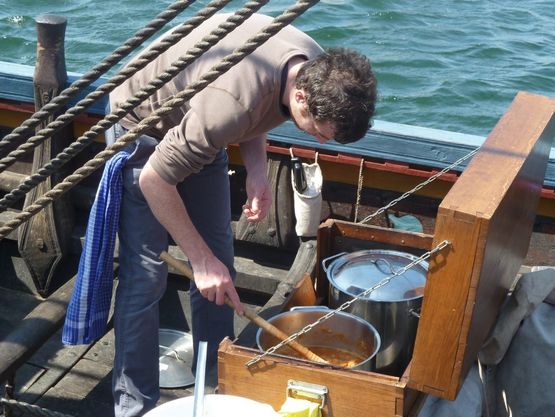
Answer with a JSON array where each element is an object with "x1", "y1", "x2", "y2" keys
[
  {"x1": 359, "y1": 147, "x2": 479, "y2": 224},
  {"x1": 0, "y1": 0, "x2": 320, "y2": 240},
  {"x1": 353, "y1": 158, "x2": 364, "y2": 222},
  {"x1": 0, "y1": 0, "x2": 266, "y2": 211},
  {"x1": 0, "y1": 0, "x2": 232, "y2": 173},
  {"x1": 246, "y1": 240, "x2": 451, "y2": 367},
  {"x1": 0, "y1": 0, "x2": 194, "y2": 155},
  {"x1": 1, "y1": 398, "x2": 75, "y2": 417}
]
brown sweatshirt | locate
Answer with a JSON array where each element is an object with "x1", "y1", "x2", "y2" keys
[{"x1": 110, "y1": 13, "x2": 323, "y2": 184}]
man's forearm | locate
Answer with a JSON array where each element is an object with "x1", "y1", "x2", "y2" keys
[
  {"x1": 138, "y1": 161, "x2": 211, "y2": 265},
  {"x1": 238, "y1": 134, "x2": 272, "y2": 221},
  {"x1": 239, "y1": 134, "x2": 268, "y2": 176},
  {"x1": 138, "y1": 160, "x2": 243, "y2": 312}
]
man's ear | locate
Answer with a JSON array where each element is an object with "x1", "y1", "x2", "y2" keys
[{"x1": 295, "y1": 89, "x2": 307, "y2": 104}]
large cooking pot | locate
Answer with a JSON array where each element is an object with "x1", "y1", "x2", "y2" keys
[
  {"x1": 323, "y1": 250, "x2": 428, "y2": 376},
  {"x1": 256, "y1": 306, "x2": 381, "y2": 371}
]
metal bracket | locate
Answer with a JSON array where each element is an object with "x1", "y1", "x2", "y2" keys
[{"x1": 286, "y1": 379, "x2": 328, "y2": 409}]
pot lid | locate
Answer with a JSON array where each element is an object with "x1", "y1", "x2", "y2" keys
[
  {"x1": 326, "y1": 250, "x2": 428, "y2": 302},
  {"x1": 158, "y1": 328, "x2": 195, "y2": 388}
]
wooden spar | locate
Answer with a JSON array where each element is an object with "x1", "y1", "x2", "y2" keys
[{"x1": 17, "y1": 15, "x2": 75, "y2": 296}]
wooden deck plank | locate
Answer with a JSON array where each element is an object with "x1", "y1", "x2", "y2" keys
[{"x1": 0, "y1": 288, "x2": 41, "y2": 340}]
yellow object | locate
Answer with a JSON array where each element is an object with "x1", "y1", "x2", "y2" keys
[{"x1": 278, "y1": 397, "x2": 321, "y2": 417}]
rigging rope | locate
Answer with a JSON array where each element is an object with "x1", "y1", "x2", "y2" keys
[
  {"x1": 1, "y1": 398, "x2": 75, "y2": 417},
  {"x1": 0, "y1": 0, "x2": 232, "y2": 173},
  {"x1": 353, "y1": 157, "x2": 364, "y2": 222},
  {"x1": 0, "y1": 0, "x2": 320, "y2": 240},
  {"x1": 0, "y1": 0, "x2": 194, "y2": 155},
  {"x1": 0, "y1": 0, "x2": 269, "y2": 212}
]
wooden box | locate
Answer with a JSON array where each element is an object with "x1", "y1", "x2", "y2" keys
[{"x1": 218, "y1": 92, "x2": 555, "y2": 416}]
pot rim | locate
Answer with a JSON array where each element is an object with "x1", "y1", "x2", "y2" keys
[
  {"x1": 324, "y1": 249, "x2": 428, "y2": 302},
  {"x1": 255, "y1": 306, "x2": 381, "y2": 369}
]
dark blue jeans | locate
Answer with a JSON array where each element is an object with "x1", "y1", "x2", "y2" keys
[{"x1": 107, "y1": 125, "x2": 235, "y2": 417}]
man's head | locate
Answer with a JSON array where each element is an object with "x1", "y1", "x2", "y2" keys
[{"x1": 293, "y1": 47, "x2": 377, "y2": 144}]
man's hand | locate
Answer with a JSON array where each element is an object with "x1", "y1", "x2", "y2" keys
[
  {"x1": 239, "y1": 134, "x2": 271, "y2": 222},
  {"x1": 243, "y1": 173, "x2": 271, "y2": 221},
  {"x1": 191, "y1": 255, "x2": 244, "y2": 315},
  {"x1": 139, "y1": 161, "x2": 244, "y2": 315}
]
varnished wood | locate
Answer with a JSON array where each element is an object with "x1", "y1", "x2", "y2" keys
[
  {"x1": 218, "y1": 91, "x2": 555, "y2": 416},
  {"x1": 282, "y1": 272, "x2": 318, "y2": 311},
  {"x1": 409, "y1": 91, "x2": 555, "y2": 399},
  {"x1": 220, "y1": 221, "x2": 433, "y2": 416},
  {"x1": 218, "y1": 338, "x2": 413, "y2": 417}
]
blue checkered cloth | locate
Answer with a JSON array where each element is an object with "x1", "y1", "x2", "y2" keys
[{"x1": 62, "y1": 151, "x2": 130, "y2": 345}]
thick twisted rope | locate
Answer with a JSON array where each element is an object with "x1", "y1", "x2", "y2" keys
[
  {"x1": 0, "y1": 0, "x2": 320, "y2": 240},
  {"x1": 0, "y1": 0, "x2": 269, "y2": 212},
  {"x1": 0, "y1": 0, "x2": 194, "y2": 155},
  {"x1": 1, "y1": 398, "x2": 75, "y2": 417},
  {"x1": 0, "y1": 0, "x2": 233, "y2": 173}
]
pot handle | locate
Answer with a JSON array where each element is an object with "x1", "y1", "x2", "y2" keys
[
  {"x1": 409, "y1": 308, "x2": 421, "y2": 319},
  {"x1": 373, "y1": 258, "x2": 398, "y2": 275},
  {"x1": 290, "y1": 305, "x2": 330, "y2": 312},
  {"x1": 321, "y1": 252, "x2": 347, "y2": 274}
]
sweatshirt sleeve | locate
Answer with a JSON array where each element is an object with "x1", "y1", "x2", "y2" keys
[{"x1": 148, "y1": 87, "x2": 250, "y2": 185}]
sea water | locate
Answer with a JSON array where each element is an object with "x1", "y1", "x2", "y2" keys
[{"x1": 1, "y1": 0, "x2": 554, "y2": 136}]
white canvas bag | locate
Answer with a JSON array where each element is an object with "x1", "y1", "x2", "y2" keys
[{"x1": 290, "y1": 152, "x2": 323, "y2": 237}]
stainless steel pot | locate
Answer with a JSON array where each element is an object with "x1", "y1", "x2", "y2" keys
[
  {"x1": 323, "y1": 250, "x2": 428, "y2": 376},
  {"x1": 256, "y1": 306, "x2": 381, "y2": 371}
]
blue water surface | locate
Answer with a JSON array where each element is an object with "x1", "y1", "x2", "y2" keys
[{"x1": 1, "y1": 0, "x2": 554, "y2": 136}]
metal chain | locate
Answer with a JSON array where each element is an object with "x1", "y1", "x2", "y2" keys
[
  {"x1": 0, "y1": 0, "x2": 194, "y2": 155},
  {"x1": 359, "y1": 147, "x2": 479, "y2": 224},
  {"x1": 245, "y1": 239, "x2": 451, "y2": 367},
  {"x1": 0, "y1": 398, "x2": 75, "y2": 417},
  {"x1": 0, "y1": 0, "x2": 231, "y2": 173},
  {"x1": 0, "y1": 0, "x2": 320, "y2": 240},
  {"x1": 0, "y1": 0, "x2": 265, "y2": 211}
]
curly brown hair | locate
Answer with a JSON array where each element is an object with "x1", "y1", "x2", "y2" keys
[{"x1": 295, "y1": 47, "x2": 377, "y2": 144}]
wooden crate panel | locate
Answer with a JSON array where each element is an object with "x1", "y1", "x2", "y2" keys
[
  {"x1": 410, "y1": 91, "x2": 555, "y2": 399},
  {"x1": 218, "y1": 339, "x2": 417, "y2": 417}
]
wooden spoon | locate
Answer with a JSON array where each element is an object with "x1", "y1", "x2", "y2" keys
[{"x1": 159, "y1": 251, "x2": 328, "y2": 364}]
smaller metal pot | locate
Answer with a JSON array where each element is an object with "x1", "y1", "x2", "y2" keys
[{"x1": 256, "y1": 306, "x2": 381, "y2": 371}]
